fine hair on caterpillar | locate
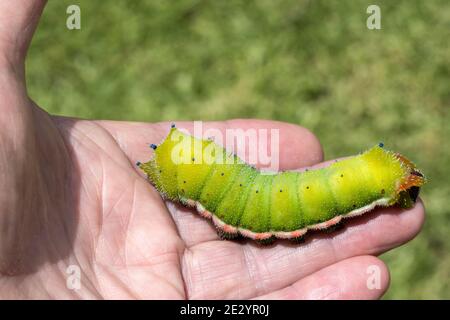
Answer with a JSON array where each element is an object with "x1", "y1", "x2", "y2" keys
[{"x1": 138, "y1": 123, "x2": 426, "y2": 244}]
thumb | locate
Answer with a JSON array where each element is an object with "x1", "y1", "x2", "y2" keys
[
  {"x1": 0, "y1": 0, "x2": 48, "y2": 137},
  {"x1": 0, "y1": 0, "x2": 47, "y2": 68}
]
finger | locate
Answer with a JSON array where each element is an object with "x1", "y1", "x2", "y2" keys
[
  {"x1": 0, "y1": 0, "x2": 47, "y2": 66},
  {"x1": 97, "y1": 119, "x2": 324, "y2": 171},
  {"x1": 183, "y1": 199, "x2": 424, "y2": 299},
  {"x1": 253, "y1": 256, "x2": 389, "y2": 300}
]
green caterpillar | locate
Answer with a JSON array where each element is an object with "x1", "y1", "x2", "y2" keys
[{"x1": 137, "y1": 125, "x2": 426, "y2": 243}]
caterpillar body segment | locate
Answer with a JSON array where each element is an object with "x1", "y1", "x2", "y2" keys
[{"x1": 138, "y1": 127, "x2": 426, "y2": 242}]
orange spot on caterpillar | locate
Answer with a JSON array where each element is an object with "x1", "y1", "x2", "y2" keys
[{"x1": 398, "y1": 172, "x2": 425, "y2": 192}]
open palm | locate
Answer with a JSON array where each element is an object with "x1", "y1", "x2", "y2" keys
[{"x1": 0, "y1": 1, "x2": 424, "y2": 299}]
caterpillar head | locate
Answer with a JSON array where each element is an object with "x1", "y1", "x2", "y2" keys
[{"x1": 395, "y1": 153, "x2": 426, "y2": 208}]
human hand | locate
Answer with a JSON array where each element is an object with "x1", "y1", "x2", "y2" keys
[{"x1": 0, "y1": 1, "x2": 424, "y2": 299}]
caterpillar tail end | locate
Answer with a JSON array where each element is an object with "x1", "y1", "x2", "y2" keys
[{"x1": 395, "y1": 153, "x2": 426, "y2": 208}]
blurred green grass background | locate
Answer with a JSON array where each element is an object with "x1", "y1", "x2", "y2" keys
[{"x1": 27, "y1": 0, "x2": 449, "y2": 299}]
